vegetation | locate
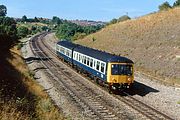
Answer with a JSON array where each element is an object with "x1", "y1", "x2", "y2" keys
[
  {"x1": 0, "y1": 5, "x2": 7, "y2": 16},
  {"x1": 0, "y1": 16, "x2": 17, "y2": 51},
  {"x1": 158, "y1": 0, "x2": 180, "y2": 11},
  {"x1": 52, "y1": 16, "x2": 62, "y2": 25},
  {"x1": 55, "y1": 20, "x2": 103, "y2": 41},
  {"x1": 0, "y1": 46, "x2": 64, "y2": 120},
  {"x1": 158, "y1": 1, "x2": 172, "y2": 11},
  {"x1": 75, "y1": 8, "x2": 180, "y2": 85},
  {"x1": 107, "y1": 15, "x2": 131, "y2": 25},
  {"x1": 173, "y1": 0, "x2": 180, "y2": 7},
  {"x1": 17, "y1": 26, "x2": 29, "y2": 38},
  {"x1": 0, "y1": 5, "x2": 64, "y2": 119}
]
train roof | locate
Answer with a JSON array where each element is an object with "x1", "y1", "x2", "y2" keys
[
  {"x1": 74, "y1": 45, "x2": 133, "y2": 63},
  {"x1": 57, "y1": 40, "x2": 133, "y2": 63},
  {"x1": 57, "y1": 40, "x2": 78, "y2": 50}
]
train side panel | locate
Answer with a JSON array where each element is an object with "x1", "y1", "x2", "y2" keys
[
  {"x1": 73, "y1": 60, "x2": 107, "y2": 81},
  {"x1": 56, "y1": 42, "x2": 74, "y2": 64}
]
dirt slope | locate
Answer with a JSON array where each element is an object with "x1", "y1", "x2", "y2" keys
[{"x1": 75, "y1": 8, "x2": 180, "y2": 85}]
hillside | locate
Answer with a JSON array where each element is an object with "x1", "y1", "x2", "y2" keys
[{"x1": 75, "y1": 8, "x2": 180, "y2": 85}]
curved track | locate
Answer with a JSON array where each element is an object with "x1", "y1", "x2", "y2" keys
[{"x1": 29, "y1": 32, "x2": 174, "y2": 120}]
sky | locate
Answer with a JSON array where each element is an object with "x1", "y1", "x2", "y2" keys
[{"x1": 0, "y1": 0, "x2": 176, "y2": 21}]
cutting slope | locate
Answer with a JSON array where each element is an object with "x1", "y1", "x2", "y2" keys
[{"x1": 75, "y1": 8, "x2": 180, "y2": 84}]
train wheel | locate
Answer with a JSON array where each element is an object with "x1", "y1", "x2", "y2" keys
[{"x1": 108, "y1": 85, "x2": 113, "y2": 94}]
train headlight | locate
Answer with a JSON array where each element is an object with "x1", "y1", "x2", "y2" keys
[
  {"x1": 113, "y1": 78, "x2": 117, "y2": 82},
  {"x1": 128, "y1": 78, "x2": 131, "y2": 81}
]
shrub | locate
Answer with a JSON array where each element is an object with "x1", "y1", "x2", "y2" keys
[
  {"x1": 173, "y1": 0, "x2": 180, "y2": 7},
  {"x1": 118, "y1": 15, "x2": 131, "y2": 22},
  {"x1": 159, "y1": 1, "x2": 172, "y2": 11}
]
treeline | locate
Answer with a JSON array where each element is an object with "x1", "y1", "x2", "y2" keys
[
  {"x1": 16, "y1": 15, "x2": 50, "y2": 38},
  {"x1": 54, "y1": 17, "x2": 104, "y2": 41},
  {"x1": 16, "y1": 15, "x2": 104, "y2": 41},
  {"x1": 0, "y1": 5, "x2": 17, "y2": 51},
  {"x1": 0, "y1": 5, "x2": 51, "y2": 52},
  {"x1": 55, "y1": 20, "x2": 103, "y2": 41},
  {"x1": 159, "y1": 0, "x2": 180, "y2": 11}
]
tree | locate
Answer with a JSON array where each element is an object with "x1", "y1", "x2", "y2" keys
[
  {"x1": 17, "y1": 26, "x2": 29, "y2": 38},
  {"x1": 159, "y1": 1, "x2": 172, "y2": 11},
  {"x1": 173, "y1": 0, "x2": 180, "y2": 7},
  {"x1": 118, "y1": 15, "x2": 131, "y2": 22},
  {"x1": 0, "y1": 17, "x2": 17, "y2": 51},
  {"x1": 21, "y1": 15, "x2": 28, "y2": 22},
  {"x1": 110, "y1": 18, "x2": 118, "y2": 24},
  {"x1": 0, "y1": 5, "x2": 7, "y2": 16},
  {"x1": 34, "y1": 17, "x2": 39, "y2": 22},
  {"x1": 52, "y1": 16, "x2": 62, "y2": 25}
]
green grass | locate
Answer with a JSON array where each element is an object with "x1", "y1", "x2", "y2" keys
[{"x1": 178, "y1": 101, "x2": 180, "y2": 104}]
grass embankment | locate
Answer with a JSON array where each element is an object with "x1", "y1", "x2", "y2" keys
[
  {"x1": 75, "y1": 8, "x2": 180, "y2": 86},
  {"x1": 0, "y1": 46, "x2": 64, "y2": 120}
]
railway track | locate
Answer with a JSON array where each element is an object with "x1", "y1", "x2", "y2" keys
[{"x1": 29, "y1": 32, "x2": 174, "y2": 120}]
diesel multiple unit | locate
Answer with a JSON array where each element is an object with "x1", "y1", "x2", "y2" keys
[{"x1": 56, "y1": 40, "x2": 134, "y2": 91}]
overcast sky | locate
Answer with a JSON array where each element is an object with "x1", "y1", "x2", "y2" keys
[{"x1": 0, "y1": 0, "x2": 176, "y2": 21}]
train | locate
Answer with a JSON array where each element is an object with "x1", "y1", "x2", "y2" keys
[{"x1": 55, "y1": 40, "x2": 134, "y2": 92}]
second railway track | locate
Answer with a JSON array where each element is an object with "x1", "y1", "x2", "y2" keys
[{"x1": 29, "y1": 32, "x2": 174, "y2": 120}]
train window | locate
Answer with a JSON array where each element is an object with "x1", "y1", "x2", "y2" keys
[
  {"x1": 84, "y1": 56, "x2": 87, "y2": 64},
  {"x1": 94, "y1": 60, "x2": 96, "y2": 68},
  {"x1": 79, "y1": 54, "x2": 81, "y2": 61},
  {"x1": 80, "y1": 55, "x2": 82, "y2": 62},
  {"x1": 62, "y1": 48, "x2": 64, "y2": 53},
  {"x1": 90, "y1": 59, "x2": 93, "y2": 67},
  {"x1": 76, "y1": 53, "x2": 79, "y2": 61},
  {"x1": 81, "y1": 56, "x2": 83, "y2": 62},
  {"x1": 96, "y1": 61, "x2": 100, "y2": 71},
  {"x1": 59, "y1": 47, "x2": 62, "y2": 52},
  {"x1": 87, "y1": 57, "x2": 90, "y2": 66},
  {"x1": 101, "y1": 63, "x2": 105, "y2": 73},
  {"x1": 74, "y1": 53, "x2": 76, "y2": 59},
  {"x1": 56, "y1": 46, "x2": 59, "y2": 51},
  {"x1": 82, "y1": 56, "x2": 84, "y2": 63},
  {"x1": 69, "y1": 52, "x2": 72, "y2": 57},
  {"x1": 66, "y1": 50, "x2": 69, "y2": 56}
]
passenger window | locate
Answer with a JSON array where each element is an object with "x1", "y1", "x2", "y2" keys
[
  {"x1": 62, "y1": 48, "x2": 65, "y2": 54},
  {"x1": 82, "y1": 56, "x2": 84, "y2": 63},
  {"x1": 65, "y1": 50, "x2": 68, "y2": 56},
  {"x1": 96, "y1": 61, "x2": 100, "y2": 71},
  {"x1": 73, "y1": 53, "x2": 76, "y2": 59},
  {"x1": 84, "y1": 56, "x2": 86, "y2": 64},
  {"x1": 69, "y1": 52, "x2": 72, "y2": 57},
  {"x1": 76, "y1": 53, "x2": 78, "y2": 60},
  {"x1": 90, "y1": 59, "x2": 93, "y2": 67},
  {"x1": 101, "y1": 63, "x2": 105, "y2": 73},
  {"x1": 79, "y1": 54, "x2": 81, "y2": 61},
  {"x1": 87, "y1": 57, "x2": 90, "y2": 66},
  {"x1": 94, "y1": 60, "x2": 96, "y2": 68},
  {"x1": 56, "y1": 46, "x2": 59, "y2": 51}
]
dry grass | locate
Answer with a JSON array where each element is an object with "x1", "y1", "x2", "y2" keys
[
  {"x1": 0, "y1": 102, "x2": 29, "y2": 120},
  {"x1": 0, "y1": 46, "x2": 64, "y2": 120},
  {"x1": 75, "y1": 8, "x2": 180, "y2": 85}
]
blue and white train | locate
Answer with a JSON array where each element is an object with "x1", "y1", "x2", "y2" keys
[{"x1": 56, "y1": 40, "x2": 134, "y2": 91}]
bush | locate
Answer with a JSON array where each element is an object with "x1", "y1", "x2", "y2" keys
[
  {"x1": 173, "y1": 0, "x2": 180, "y2": 7},
  {"x1": 17, "y1": 26, "x2": 29, "y2": 38},
  {"x1": 159, "y1": 1, "x2": 172, "y2": 11},
  {"x1": 118, "y1": 15, "x2": 131, "y2": 22}
]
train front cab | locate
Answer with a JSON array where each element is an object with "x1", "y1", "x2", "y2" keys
[{"x1": 107, "y1": 62, "x2": 134, "y2": 90}]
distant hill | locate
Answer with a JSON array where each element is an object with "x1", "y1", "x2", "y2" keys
[
  {"x1": 75, "y1": 8, "x2": 180, "y2": 85},
  {"x1": 69, "y1": 20, "x2": 106, "y2": 26}
]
